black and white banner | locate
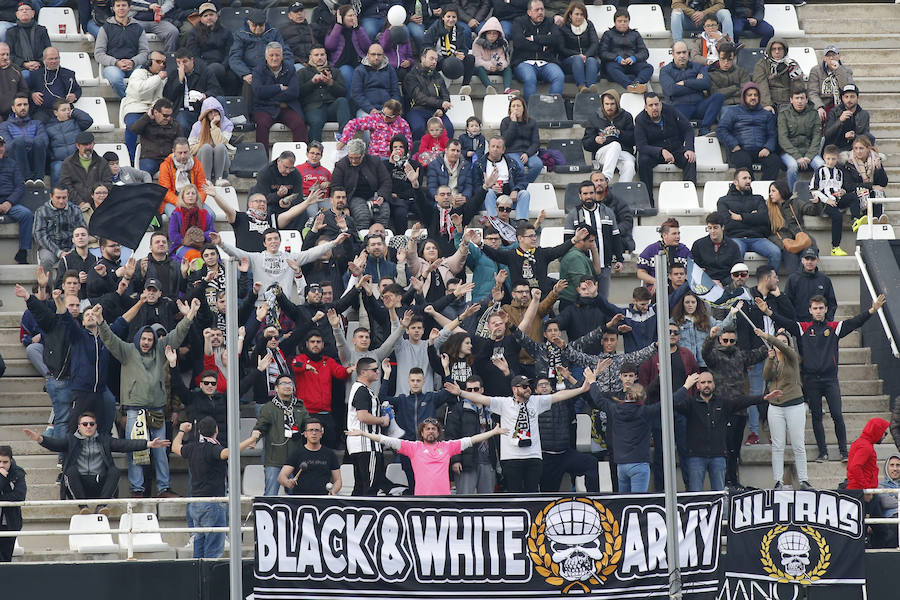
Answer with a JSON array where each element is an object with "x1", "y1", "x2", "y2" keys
[
  {"x1": 253, "y1": 493, "x2": 725, "y2": 599},
  {"x1": 723, "y1": 489, "x2": 866, "y2": 589}
]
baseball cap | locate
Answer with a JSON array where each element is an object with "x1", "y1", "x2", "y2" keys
[
  {"x1": 75, "y1": 131, "x2": 94, "y2": 145},
  {"x1": 824, "y1": 44, "x2": 839, "y2": 55},
  {"x1": 145, "y1": 278, "x2": 162, "y2": 290},
  {"x1": 510, "y1": 375, "x2": 531, "y2": 388},
  {"x1": 730, "y1": 262, "x2": 750, "y2": 275},
  {"x1": 289, "y1": 2, "x2": 303, "y2": 12},
  {"x1": 801, "y1": 247, "x2": 819, "y2": 259},
  {"x1": 842, "y1": 83, "x2": 860, "y2": 95},
  {"x1": 248, "y1": 8, "x2": 267, "y2": 24},
  {"x1": 198, "y1": 2, "x2": 217, "y2": 15}
]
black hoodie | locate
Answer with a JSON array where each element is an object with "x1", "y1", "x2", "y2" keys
[{"x1": 0, "y1": 457, "x2": 25, "y2": 531}]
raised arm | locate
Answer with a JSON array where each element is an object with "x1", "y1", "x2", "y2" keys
[
  {"x1": 443, "y1": 380, "x2": 492, "y2": 406},
  {"x1": 467, "y1": 424, "x2": 508, "y2": 445}
]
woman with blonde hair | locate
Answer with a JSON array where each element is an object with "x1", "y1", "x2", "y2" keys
[
  {"x1": 843, "y1": 134, "x2": 889, "y2": 231},
  {"x1": 168, "y1": 183, "x2": 216, "y2": 262},
  {"x1": 765, "y1": 180, "x2": 820, "y2": 273},
  {"x1": 188, "y1": 98, "x2": 234, "y2": 186}
]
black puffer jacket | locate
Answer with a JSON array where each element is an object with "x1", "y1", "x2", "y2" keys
[
  {"x1": 403, "y1": 64, "x2": 450, "y2": 112},
  {"x1": 582, "y1": 99, "x2": 636, "y2": 154},
  {"x1": 279, "y1": 20, "x2": 316, "y2": 64},
  {"x1": 599, "y1": 26, "x2": 649, "y2": 64},
  {"x1": 445, "y1": 400, "x2": 499, "y2": 471},
  {"x1": 559, "y1": 21, "x2": 600, "y2": 59},
  {"x1": 0, "y1": 457, "x2": 26, "y2": 531},
  {"x1": 26, "y1": 295, "x2": 70, "y2": 379},
  {"x1": 538, "y1": 397, "x2": 578, "y2": 453},
  {"x1": 182, "y1": 22, "x2": 233, "y2": 64},
  {"x1": 171, "y1": 374, "x2": 229, "y2": 446},
  {"x1": 716, "y1": 184, "x2": 770, "y2": 239}
]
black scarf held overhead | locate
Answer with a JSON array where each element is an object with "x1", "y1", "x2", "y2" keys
[{"x1": 89, "y1": 183, "x2": 167, "y2": 249}]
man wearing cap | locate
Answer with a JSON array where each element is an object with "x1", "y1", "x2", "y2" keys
[
  {"x1": 824, "y1": 83, "x2": 871, "y2": 153},
  {"x1": 94, "y1": 0, "x2": 150, "y2": 98},
  {"x1": 807, "y1": 45, "x2": 854, "y2": 122},
  {"x1": 33, "y1": 185, "x2": 85, "y2": 270},
  {"x1": 59, "y1": 131, "x2": 113, "y2": 208},
  {"x1": 229, "y1": 9, "x2": 294, "y2": 90},
  {"x1": 784, "y1": 248, "x2": 837, "y2": 322},
  {"x1": 253, "y1": 41, "x2": 307, "y2": 148},
  {"x1": 5, "y1": 1, "x2": 49, "y2": 85},
  {"x1": 126, "y1": 276, "x2": 179, "y2": 339},
  {"x1": 182, "y1": 3, "x2": 239, "y2": 95},
  {"x1": 444, "y1": 368, "x2": 596, "y2": 493},
  {"x1": 280, "y1": 2, "x2": 316, "y2": 72},
  {"x1": 0, "y1": 92, "x2": 46, "y2": 185},
  {"x1": 104, "y1": 151, "x2": 152, "y2": 184}
]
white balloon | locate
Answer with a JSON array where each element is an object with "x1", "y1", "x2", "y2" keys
[{"x1": 387, "y1": 4, "x2": 407, "y2": 26}]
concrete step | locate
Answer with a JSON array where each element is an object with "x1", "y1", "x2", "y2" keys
[
  {"x1": 801, "y1": 18, "x2": 900, "y2": 35},
  {"x1": 839, "y1": 379, "x2": 882, "y2": 395},
  {"x1": 838, "y1": 92, "x2": 900, "y2": 108},
  {"x1": 741, "y1": 442, "x2": 899, "y2": 464},
  {"x1": 839, "y1": 346, "x2": 871, "y2": 364},
  {"x1": 836, "y1": 363, "x2": 879, "y2": 379},
  {"x1": 0, "y1": 392, "x2": 50, "y2": 408},
  {"x1": 853, "y1": 77, "x2": 900, "y2": 94},
  {"x1": 838, "y1": 395, "x2": 891, "y2": 413},
  {"x1": 0, "y1": 408, "x2": 51, "y2": 427},
  {"x1": 800, "y1": 3, "x2": 900, "y2": 19},
  {"x1": 0, "y1": 376, "x2": 47, "y2": 393},
  {"x1": 3, "y1": 358, "x2": 41, "y2": 377},
  {"x1": 797, "y1": 34, "x2": 900, "y2": 49}
]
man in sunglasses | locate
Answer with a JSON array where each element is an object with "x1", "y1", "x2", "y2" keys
[
  {"x1": 278, "y1": 417, "x2": 342, "y2": 496},
  {"x1": 24, "y1": 410, "x2": 170, "y2": 513},
  {"x1": 348, "y1": 415, "x2": 507, "y2": 496},
  {"x1": 169, "y1": 367, "x2": 227, "y2": 447}
]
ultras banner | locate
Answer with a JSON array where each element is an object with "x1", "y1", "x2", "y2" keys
[
  {"x1": 724, "y1": 489, "x2": 866, "y2": 586},
  {"x1": 253, "y1": 493, "x2": 725, "y2": 600}
]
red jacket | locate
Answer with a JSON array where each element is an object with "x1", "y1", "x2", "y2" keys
[
  {"x1": 638, "y1": 346, "x2": 700, "y2": 387},
  {"x1": 847, "y1": 417, "x2": 890, "y2": 489},
  {"x1": 292, "y1": 353, "x2": 351, "y2": 414}
]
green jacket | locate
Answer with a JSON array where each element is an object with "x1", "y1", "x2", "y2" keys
[
  {"x1": 559, "y1": 245, "x2": 595, "y2": 303},
  {"x1": 708, "y1": 62, "x2": 751, "y2": 106},
  {"x1": 254, "y1": 399, "x2": 309, "y2": 467},
  {"x1": 98, "y1": 316, "x2": 193, "y2": 409},
  {"x1": 777, "y1": 102, "x2": 821, "y2": 160}
]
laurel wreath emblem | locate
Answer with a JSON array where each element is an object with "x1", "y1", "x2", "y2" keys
[
  {"x1": 527, "y1": 498, "x2": 623, "y2": 594},
  {"x1": 760, "y1": 524, "x2": 831, "y2": 584}
]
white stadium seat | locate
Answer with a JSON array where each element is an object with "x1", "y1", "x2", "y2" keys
[
  {"x1": 647, "y1": 47, "x2": 672, "y2": 82},
  {"x1": 240, "y1": 418, "x2": 262, "y2": 457},
  {"x1": 40, "y1": 7, "x2": 90, "y2": 41},
  {"x1": 539, "y1": 226, "x2": 564, "y2": 248},
  {"x1": 209, "y1": 186, "x2": 239, "y2": 222},
  {"x1": 695, "y1": 136, "x2": 728, "y2": 173},
  {"x1": 526, "y1": 182, "x2": 564, "y2": 217},
  {"x1": 481, "y1": 93, "x2": 512, "y2": 129},
  {"x1": 631, "y1": 225, "x2": 660, "y2": 253},
  {"x1": 628, "y1": 5, "x2": 668, "y2": 38},
  {"x1": 385, "y1": 462, "x2": 409, "y2": 489},
  {"x1": 13, "y1": 540, "x2": 23, "y2": 556},
  {"x1": 131, "y1": 232, "x2": 153, "y2": 259},
  {"x1": 339, "y1": 464, "x2": 354, "y2": 496},
  {"x1": 857, "y1": 224, "x2": 896, "y2": 240},
  {"x1": 271, "y1": 141, "x2": 307, "y2": 162},
  {"x1": 619, "y1": 92, "x2": 644, "y2": 124},
  {"x1": 74, "y1": 97, "x2": 113, "y2": 132},
  {"x1": 59, "y1": 51, "x2": 98, "y2": 86},
  {"x1": 117, "y1": 513, "x2": 170, "y2": 553},
  {"x1": 587, "y1": 4, "x2": 615, "y2": 32},
  {"x1": 702, "y1": 180, "x2": 731, "y2": 208},
  {"x1": 764, "y1": 4, "x2": 804, "y2": 36},
  {"x1": 678, "y1": 225, "x2": 710, "y2": 248},
  {"x1": 93, "y1": 143, "x2": 130, "y2": 168},
  {"x1": 751, "y1": 180, "x2": 774, "y2": 197},
  {"x1": 658, "y1": 181, "x2": 701, "y2": 215},
  {"x1": 320, "y1": 141, "x2": 340, "y2": 172},
  {"x1": 575, "y1": 413, "x2": 591, "y2": 453},
  {"x1": 447, "y1": 94, "x2": 475, "y2": 131},
  {"x1": 243, "y1": 464, "x2": 265, "y2": 496},
  {"x1": 278, "y1": 229, "x2": 303, "y2": 254},
  {"x1": 69, "y1": 514, "x2": 119, "y2": 553},
  {"x1": 787, "y1": 46, "x2": 816, "y2": 80}
]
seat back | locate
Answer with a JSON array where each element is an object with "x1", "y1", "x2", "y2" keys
[
  {"x1": 678, "y1": 225, "x2": 710, "y2": 248},
  {"x1": 240, "y1": 417, "x2": 262, "y2": 457},
  {"x1": 788, "y1": 46, "x2": 817, "y2": 80},
  {"x1": 586, "y1": 4, "x2": 615, "y2": 31},
  {"x1": 610, "y1": 181, "x2": 657, "y2": 217},
  {"x1": 446, "y1": 94, "x2": 475, "y2": 130},
  {"x1": 60, "y1": 51, "x2": 98, "y2": 85},
  {"x1": 482, "y1": 94, "x2": 513, "y2": 128},
  {"x1": 631, "y1": 226, "x2": 661, "y2": 255},
  {"x1": 572, "y1": 92, "x2": 602, "y2": 123},
  {"x1": 223, "y1": 95, "x2": 249, "y2": 119},
  {"x1": 619, "y1": 92, "x2": 645, "y2": 124},
  {"x1": 40, "y1": 7, "x2": 84, "y2": 41},
  {"x1": 270, "y1": 141, "x2": 308, "y2": 162},
  {"x1": 220, "y1": 7, "x2": 253, "y2": 32},
  {"x1": 737, "y1": 48, "x2": 765, "y2": 74},
  {"x1": 385, "y1": 463, "x2": 409, "y2": 488},
  {"x1": 750, "y1": 180, "x2": 774, "y2": 197},
  {"x1": 74, "y1": 97, "x2": 113, "y2": 132},
  {"x1": 564, "y1": 182, "x2": 581, "y2": 212},
  {"x1": 69, "y1": 514, "x2": 119, "y2": 553},
  {"x1": 338, "y1": 464, "x2": 355, "y2": 496},
  {"x1": 229, "y1": 143, "x2": 268, "y2": 178},
  {"x1": 242, "y1": 464, "x2": 266, "y2": 496},
  {"x1": 701, "y1": 180, "x2": 731, "y2": 209},
  {"x1": 209, "y1": 186, "x2": 239, "y2": 222},
  {"x1": 647, "y1": 47, "x2": 673, "y2": 82},
  {"x1": 527, "y1": 93, "x2": 572, "y2": 127},
  {"x1": 94, "y1": 143, "x2": 131, "y2": 168},
  {"x1": 857, "y1": 224, "x2": 896, "y2": 240},
  {"x1": 628, "y1": 4, "x2": 668, "y2": 37},
  {"x1": 547, "y1": 138, "x2": 589, "y2": 172},
  {"x1": 320, "y1": 141, "x2": 340, "y2": 172},
  {"x1": 526, "y1": 182, "x2": 562, "y2": 217},
  {"x1": 658, "y1": 181, "x2": 700, "y2": 215},
  {"x1": 539, "y1": 226, "x2": 564, "y2": 248},
  {"x1": 267, "y1": 6, "x2": 291, "y2": 29},
  {"x1": 117, "y1": 513, "x2": 169, "y2": 551},
  {"x1": 695, "y1": 135, "x2": 728, "y2": 172},
  {"x1": 575, "y1": 413, "x2": 591, "y2": 453},
  {"x1": 279, "y1": 229, "x2": 303, "y2": 254},
  {"x1": 764, "y1": 4, "x2": 804, "y2": 36}
]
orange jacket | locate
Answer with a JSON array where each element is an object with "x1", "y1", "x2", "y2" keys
[{"x1": 157, "y1": 155, "x2": 207, "y2": 212}]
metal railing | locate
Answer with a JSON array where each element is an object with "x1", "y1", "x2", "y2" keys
[
  {"x1": 0, "y1": 496, "x2": 255, "y2": 560},
  {"x1": 853, "y1": 198, "x2": 899, "y2": 357}
]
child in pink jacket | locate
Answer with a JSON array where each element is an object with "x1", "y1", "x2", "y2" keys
[{"x1": 471, "y1": 17, "x2": 514, "y2": 95}]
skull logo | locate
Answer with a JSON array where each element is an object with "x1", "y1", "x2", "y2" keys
[
  {"x1": 544, "y1": 500, "x2": 605, "y2": 582},
  {"x1": 777, "y1": 530, "x2": 811, "y2": 577}
]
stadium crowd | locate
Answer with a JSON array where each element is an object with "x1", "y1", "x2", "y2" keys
[{"x1": 0, "y1": 0, "x2": 898, "y2": 560}]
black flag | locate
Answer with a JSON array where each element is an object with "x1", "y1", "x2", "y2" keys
[{"x1": 88, "y1": 183, "x2": 166, "y2": 249}]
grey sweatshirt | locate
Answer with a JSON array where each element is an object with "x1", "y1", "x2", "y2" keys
[{"x1": 334, "y1": 319, "x2": 404, "y2": 399}]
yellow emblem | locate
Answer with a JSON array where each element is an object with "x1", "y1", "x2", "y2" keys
[
  {"x1": 760, "y1": 525, "x2": 831, "y2": 584},
  {"x1": 527, "y1": 498, "x2": 623, "y2": 594}
]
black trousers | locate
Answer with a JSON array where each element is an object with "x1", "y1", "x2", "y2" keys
[
  {"x1": 725, "y1": 414, "x2": 748, "y2": 486},
  {"x1": 0, "y1": 534, "x2": 15, "y2": 562},
  {"x1": 64, "y1": 469, "x2": 119, "y2": 500},
  {"x1": 638, "y1": 151, "x2": 697, "y2": 206},
  {"x1": 725, "y1": 147, "x2": 782, "y2": 181},
  {"x1": 350, "y1": 451, "x2": 388, "y2": 496},
  {"x1": 804, "y1": 375, "x2": 847, "y2": 455},
  {"x1": 501, "y1": 458, "x2": 542, "y2": 493},
  {"x1": 540, "y1": 450, "x2": 600, "y2": 493}
]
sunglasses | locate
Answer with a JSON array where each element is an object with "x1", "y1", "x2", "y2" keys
[
  {"x1": 720, "y1": 338, "x2": 737, "y2": 344},
  {"x1": 80, "y1": 421, "x2": 96, "y2": 426},
  {"x1": 497, "y1": 206, "x2": 513, "y2": 212},
  {"x1": 465, "y1": 387, "x2": 481, "y2": 392},
  {"x1": 668, "y1": 331, "x2": 680, "y2": 336},
  {"x1": 200, "y1": 380, "x2": 217, "y2": 386},
  {"x1": 732, "y1": 272, "x2": 749, "y2": 277},
  {"x1": 422, "y1": 418, "x2": 440, "y2": 425}
]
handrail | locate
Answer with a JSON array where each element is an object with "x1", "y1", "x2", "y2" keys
[{"x1": 854, "y1": 248, "x2": 899, "y2": 358}]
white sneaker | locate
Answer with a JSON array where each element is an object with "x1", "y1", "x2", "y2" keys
[
  {"x1": 182, "y1": 535, "x2": 195, "y2": 551},
  {"x1": 485, "y1": 85, "x2": 497, "y2": 95},
  {"x1": 458, "y1": 85, "x2": 471, "y2": 96},
  {"x1": 215, "y1": 178, "x2": 230, "y2": 187}
]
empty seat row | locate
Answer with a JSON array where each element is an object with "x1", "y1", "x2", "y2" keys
[{"x1": 586, "y1": 4, "x2": 803, "y2": 38}]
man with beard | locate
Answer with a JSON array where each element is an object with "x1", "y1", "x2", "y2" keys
[
  {"x1": 563, "y1": 184, "x2": 623, "y2": 300},
  {"x1": 716, "y1": 82, "x2": 781, "y2": 180},
  {"x1": 589, "y1": 170, "x2": 634, "y2": 251},
  {"x1": 250, "y1": 151, "x2": 303, "y2": 213},
  {"x1": 0, "y1": 93, "x2": 49, "y2": 184},
  {"x1": 301, "y1": 186, "x2": 361, "y2": 266},
  {"x1": 823, "y1": 84, "x2": 872, "y2": 153},
  {"x1": 634, "y1": 92, "x2": 696, "y2": 206},
  {"x1": 86, "y1": 238, "x2": 126, "y2": 297},
  {"x1": 717, "y1": 167, "x2": 781, "y2": 268},
  {"x1": 581, "y1": 89, "x2": 636, "y2": 183},
  {"x1": 249, "y1": 373, "x2": 310, "y2": 495},
  {"x1": 348, "y1": 416, "x2": 507, "y2": 496},
  {"x1": 206, "y1": 190, "x2": 312, "y2": 253}
]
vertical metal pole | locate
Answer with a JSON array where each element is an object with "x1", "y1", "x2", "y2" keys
[
  {"x1": 223, "y1": 254, "x2": 243, "y2": 600},
  {"x1": 126, "y1": 499, "x2": 134, "y2": 559},
  {"x1": 654, "y1": 252, "x2": 682, "y2": 600}
]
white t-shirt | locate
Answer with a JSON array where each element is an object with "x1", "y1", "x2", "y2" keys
[{"x1": 488, "y1": 394, "x2": 553, "y2": 461}]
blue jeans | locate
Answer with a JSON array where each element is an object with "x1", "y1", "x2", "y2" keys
[
  {"x1": 102, "y1": 65, "x2": 128, "y2": 98},
  {"x1": 671, "y1": 9, "x2": 734, "y2": 41},
  {"x1": 46, "y1": 376, "x2": 71, "y2": 442},
  {"x1": 8, "y1": 136, "x2": 47, "y2": 180},
  {"x1": 123, "y1": 112, "x2": 142, "y2": 163},
  {"x1": 406, "y1": 108, "x2": 454, "y2": 141},
  {"x1": 618, "y1": 462, "x2": 651, "y2": 493},
  {"x1": 685, "y1": 456, "x2": 726, "y2": 491},
  {"x1": 175, "y1": 110, "x2": 197, "y2": 138},
  {"x1": 7, "y1": 203, "x2": 33, "y2": 250},
  {"x1": 0, "y1": 21, "x2": 14, "y2": 42},
  {"x1": 781, "y1": 153, "x2": 824, "y2": 193},
  {"x1": 124, "y1": 408, "x2": 170, "y2": 494},
  {"x1": 514, "y1": 61, "x2": 564, "y2": 100},
  {"x1": 604, "y1": 60, "x2": 654, "y2": 88},
  {"x1": 485, "y1": 189, "x2": 531, "y2": 220},
  {"x1": 732, "y1": 236, "x2": 781, "y2": 270},
  {"x1": 506, "y1": 152, "x2": 543, "y2": 185},
  {"x1": 499, "y1": 21, "x2": 514, "y2": 38},
  {"x1": 140, "y1": 158, "x2": 162, "y2": 176},
  {"x1": 337, "y1": 64, "x2": 354, "y2": 100},
  {"x1": 264, "y1": 465, "x2": 281, "y2": 496},
  {"x1": 673, "y1": 93, "x2": 725, "y2": 130},
  {"x1": 360, "y1": 16, "x2": 384, "y2": 41},
  {"x1": 747, "y1": 361, "x2": 764, "y2": 435},
  {"x1": 407, "y1": 22, "x2": 425, "y2": 47},
  {"x1": 85, "y1": 20, "x2": 100, "y2": 38},
  {"x1": 732, "y1": 17, "x2": 774, "y2": 47},
  {"x1": 187, "y1": 501, "x2": 226, "y2": 558},
  {"x1": 563, "y1": 55, "x2": 600, "y2": 88}
]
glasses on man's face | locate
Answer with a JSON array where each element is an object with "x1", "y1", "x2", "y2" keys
[
  {"x1": 733, "y1": 272, "x2": 749, "y2": 278},
  {"x1": 159, "y1": 112, "x2": 173, "y2": 119},
  {"x1": 80, "y1": 421, "x2": 96, "y2": 427},
  {"x1": 497, "y1": 206, "x2": 513, "y2": 213},
  {"x1": 720, "y1": 338, "x2": 736, "y2": 345},
  {"x1": 465, "y1": 387, "x2": 481, "y2": 392},
  {"x1": 200, "y1": 380, "x2": 217, "y2": 386},
  {"x1": 277, "y1": 380, "x2": 294, "y2": 387},
  {"x1": 668, "y1": 330, "x2": 680, "y2": 336}
]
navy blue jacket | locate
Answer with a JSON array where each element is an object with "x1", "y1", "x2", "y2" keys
[
  {"x1": 426, "y1": 156, "x2": 474, "y2": 200},
  {"x1": 350, "y1": 59, "x2": 401, "y2": 114},
  {"x1": 0, "y1": 156, "x2": 24, "y2": 205},
  {"x1": 660, "y1": 61, "x2": 711, "y2": 105},
  {"x1": 47, "y1": 116, "x2": 93, "y2": 162},
  {"x1": 588, "y1": 386, "x2": 660, "y2": 464},
  {"x1": 385, "y1": 388, "x2": 455, "y2": 441},
  {"x1": 61, "y1": 311, "x2": 112, "y2": 394},
  {"x1": 458, "y1": 131, "x2": 487, "y2": 163},
  {"x1": 473, "y1": 152, "x2": 528, "y2": 193},
  {"x1": 251, "y1": 62, "x2": 302, "y2": 118},
  {"x1": 717, "y1": 94, "x2": 777, "y2": 151}
]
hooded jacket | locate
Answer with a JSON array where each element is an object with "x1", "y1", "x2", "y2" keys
[
  {"x1": 582, "y1": 89, "x2": 636, "y2": 154},
  {"x1": 708, "y1": 59, "x2": 750, "y2": 105},
  {"x1": 660, "y1": 59, "x2": 711, "y2": 105},
  {"x1": 701, "y1": 334, "x2": 768, "y2": 404},
  {"x1": 340, "y1": 112, "x2": 412, "y2": 159},
  {"x1": 403, "y1": 63, "x2": 450, "y2": 111},
  {"x1": 752, "y1": 37, "x2": 802, "y2": 108},
  {"x1": 599, "y1": 24, "x2": 648, "y2": 64},
  {"x1": 188, "y1": 97, "x2": 234, "y2": 152},
  {"x1": 589, "y1": 387, "x2": 660, "y2": 464},
  {"x1": 716, "y1": 182, "x2": 770, "y2": 239},
  {"x1": 0, "y1": 456, "x2": 25, "y2": 531},
  {"x1": 471, "y1": 17, "x2": 510, "y2": 71},
  {"x1": 717, "y1": 81, "x2": 776, "y2": 152},
  {"x1": 0, "y1": 112, "x2": 45, "y2": 144},
  {"x1": 351, "y1": 56, "x2": 401, "y2": 114},
  {"x1": 879, "y1": 453, "x2": 900, "y2": 516},
  {"x1": 324, "y1": 22, "x2": 371, "y2": 67},
  {"x1": 634, "y1": 102, "x2": 695, "y2": 159},
  {"x1": 228, "y1": 23, "x2": 294, "y2": 79},
  {"x1": 97, "y1": 315, "x2": 193, "y2": 409},
  {"x1": 847, "y1": 418, "x2": 890, "y2": 490},
  {"x1": 784, "y1": 267, "x2": 836, "y2": 321},
  {"x1": 60, "y1": 311, "x2": 112, "y2": 394},
  {"x1": 778, "y1": 97, "x2": 821, "y2": 160},
  {"x1": 807, "y1": 61, "x2": 854, "y2": 111},
  {"x1": 182, "y1": 20, "x2": 233, "y2": 66}
]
